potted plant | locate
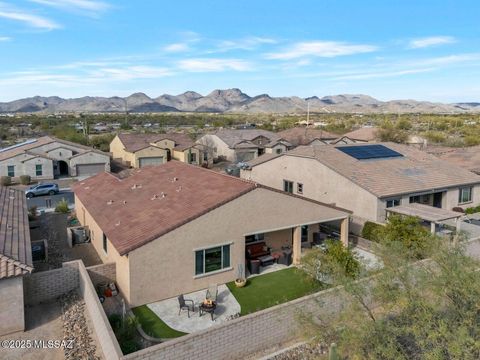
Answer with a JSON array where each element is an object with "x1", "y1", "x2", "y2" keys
[{"x1": 235, "y1": 264, "x2": 247, "y2": 288}]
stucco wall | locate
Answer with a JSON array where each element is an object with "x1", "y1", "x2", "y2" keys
[
  {"x1": 197, "y1": 134, "x2": 235, "y2": 161},
  {"x1": 0, "y1": 153, "x2": 54, "y2": 180},
  {"x1": 265, "y1": 143, "x2": 287, "y2": 154},
  {"x1": 242, "y1": 155, "x2": 378, "y2": 226},
  {"x1": 0, "y1": 276, "x2": 24, "y2": 335},
  {"x1": 133, "y1": 146, "x2": 167, "y2": 168},
  {"x1": 127, "y1": 187, "x2": 348, "y2": 306},
  {"x1": 110, "y1": 135, "x2": 126, "y2": 161},
  {"x1": 75, "y1": 195, "x2": 131, "y2": 302},
  {"x1": 45, "y1": 147, "x2": 74, "y2": 160},
  {"x1": 70, "y1": 152, "x2": 110, "y2": 176}
]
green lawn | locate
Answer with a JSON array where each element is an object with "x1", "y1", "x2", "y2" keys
[
  {"x1": 226, "y1": 268, "x2": 325, "y2": 315},
  {"x1": 131, "y1": 305, "x2": 186, "y2": 339}
]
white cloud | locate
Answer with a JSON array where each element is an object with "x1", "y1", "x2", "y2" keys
[
  {"x1": 266, "y1": 41, "x2": 377, "y2": 59},
  {"x1": 408, "y1": 36, "x2": 456, "y2": 49},
  {"x1": 213, "y1": 36, "x2": 277, "y2": 52},
  {"x1": 0, "y1": 2, "x2": 60, "y2": 30},
  {"x1": 177, "y1": 58, "x2": 252, "y2": 72},
  {"x1": 0, "y1": 36, "x2": 11, "y2": 41},
  {"x1": 163, "y1": 43, "x2": 190, "y2": 53},
  {"x1": 333, "y1": 67, "x2": 436, "y2": 80},
  {"x1": 29, "y1": 0, "x2": 110, "y2": 12}
]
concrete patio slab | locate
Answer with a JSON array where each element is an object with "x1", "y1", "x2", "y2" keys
[{"x1": 147, "y1": 284, "x2": 241, "y2": 333}]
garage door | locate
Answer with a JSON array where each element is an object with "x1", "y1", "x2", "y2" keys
[
  {"x1": 236, "y1": 152, "x2": 256, "y2": 162},
  {"x1": 139, "y1": 157, "x2": 164, "y2": 167},
  {"x1": 76, "y1": 163, "x2": 106, "y2": 176}
]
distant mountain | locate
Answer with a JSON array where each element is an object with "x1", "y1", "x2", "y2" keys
[{"x1": 0, "y1": 89, "x2": 478, "y2": 114}]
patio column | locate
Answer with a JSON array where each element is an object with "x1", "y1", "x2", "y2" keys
[
  {"x1": 430, "y1": 222, "x2": 436, "y2": 234},
  {"x1": 292, "y1": 226, "x2": 302, "y2": 265},
  {"x1": 340, "y1": 217, "x2": 349, "y2": 246}
]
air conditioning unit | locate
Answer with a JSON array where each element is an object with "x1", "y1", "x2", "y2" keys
[
  {"x1": 31, "y1": 239, "x2": 48, "y2": 263},
  {"x1": 71, "y1": 226, "x2": 91, "y2": 245}
]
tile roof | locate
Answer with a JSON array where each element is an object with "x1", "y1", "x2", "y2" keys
[
  {"x1": 214, "y1": 129, "x2": 281, "y2": 148},
  {"x1": 277, "y1": 127, "x2": 338, "y2": 146},
  {"x1": 0, "y1": 136, "x2": 107, "y2": 162},
  {"x1": 246, "y1": 153, "x2": 283, "y2": 167},
  {"x1": 287, "y1": 143, "x2": 480, "y2": 198},
  {"x1": 426, "y1": 145, "x2": 480, "y2": 174},
  {"x1": 0, "y1": 187, "x2": 33, "y2": 279},
  {"x1": 117, "y1": 133, "x2": 194, "y2": 153},
  {"x1": 73, "y1": 161, "x2": 257, "y2": 255},
  {"x1": 341, "y1": 127, "x2": 379, "y2": 142}
]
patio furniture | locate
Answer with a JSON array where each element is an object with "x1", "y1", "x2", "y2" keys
[
  {"x1": 258, "y1": 254, "x2": 274, "y2": 266},
  {"x1": 271, "y1": 252, "x2": 282, "y2": 263},
  {"x1": 206, "y1": 284, "x2": 218, "y2": 302},
  {"x1": 248, "y1": 259, "x2": 260, "y2": 274},
  {"x1": 246, "y1": 242, "x2": 270, "y2": 260},
  {"x1": 199, "y1": 300, "x2": 217, "y2": 321},
  {"x1": 282, "y1": 249, "x2": 293, "y2": 266},
  {"x1": 276, "y1": 252, "x2": 286, "y2": 265},
  {"x1": 178, "y1": 294, "x2": 195, "y2": 318}
]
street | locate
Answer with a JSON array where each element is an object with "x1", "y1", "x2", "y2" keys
[{"x1": 27, "y1": 190, "x2": 75, "y2": 210}]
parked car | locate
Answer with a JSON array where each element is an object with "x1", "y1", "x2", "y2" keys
[{"x1": 25, "y1": 183, "x2": 59, "y2": 198}]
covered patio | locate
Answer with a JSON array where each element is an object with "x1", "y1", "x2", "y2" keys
[
  {"x1": 244, "y1": 217, "x2": 349, "y2": 276},
  {"x1": 386, "y1": 203, "x2": 463, "y2": 235}
]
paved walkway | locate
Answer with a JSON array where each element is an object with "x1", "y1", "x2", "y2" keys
[
  {"x1": 147, "y1": 284, "x2": 241, "y2": 333},
  {"x1": 353, "y1": 247, "x2": 383, "y2": 270}
]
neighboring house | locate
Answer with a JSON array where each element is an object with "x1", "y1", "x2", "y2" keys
[
  {"x1": 277, "y1": 127, "x2": 339, "y2": 146},
  {"x1": 341, "y1": 127, "x2": 379, "y2": 142},
  {"x1": 426, "y1": 145, "x2": 480, "y2": 175},
  {"x1": 0, "y1": 136, "x2": 111, "y2": 180},
  {"x1": 241, "y1": 143, "x2": 480, "y2": 233},
  {"x1": 0, "y1": 187, "x2": 33, "y2": 335},
  {"x1": 197, "y1": 129, "x2": 292, "y2": 163},
  {"x1": 73, "y1": 162, "x2": 350, "y2": 306},
  {"x1": 110, "y1": 133, "x2": 209, "y2": 168}
]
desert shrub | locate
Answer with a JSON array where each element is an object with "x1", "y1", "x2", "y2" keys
[
  {"x1": 0, "y1": 176, "x2": 11, "y2": 186},
  {"x1": 465, "y1": 205, "x2": 480, "y2": 214},
  {"x1": 464, "y1": 135, "x2": 480, "y2": 146},
  {"x1": 361, "y1": 221, "x2": 384, "y2": 242},
  {"x1": 19, "y1": 175, "x2": 31, "y2": 185},
  {"x1": 28, "y1": 206, "x2": 38, "y2": 221},
  {"x1": 424, "y1": 131, "x2": 447, "y2": 144},
  {"x1": 55, "y1": 199, "x2": 70, "y2": 213}
]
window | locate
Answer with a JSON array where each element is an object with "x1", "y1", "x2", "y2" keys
[
  {"x1": 459, "y1": 187, "x2": 473, "y2": 204},
  {"x1": 103, "y1": 233, "x2": 108, "y2": 254},
  {"x1": 276, "y1": 148, "x2": 282, "y2": 154},
  {"x1": 386, "y1": 198, "x2": 401, "y2": 208},
  {"x1": 7, "y1": 165, "x2": 14, "y2": 177},
  {"x1": 283, "y1": 180, "x2": 293, "y2": 193},
  {"x1": 189, "y1": 153, "x2": 197, "y2": 163},
  {"x1": 297, "y1": 183, "x2": 303, "y2": 194},
  {"x1": 195, "y1": 244, "x2": 231, "y2": 275},
  {"x1": 203, "y1": 152, "x2": 208, "y2": 161},
  {"x1": 35, "y1": 164, "x2": 43, "y2": 176}
]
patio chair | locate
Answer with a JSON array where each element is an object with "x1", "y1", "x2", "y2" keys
[
  {"x1": 206, "y1": 284, "x2": 218, "y2": 302},
  {"x1": 178, "y1": 294, "x2": 194, "y2": 318}
]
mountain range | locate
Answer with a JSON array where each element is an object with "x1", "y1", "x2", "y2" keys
[{"x1": 1, "y1": 89, "x2": 479, "y2": 114}]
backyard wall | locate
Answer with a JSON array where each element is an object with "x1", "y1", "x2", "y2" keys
[
  {"x1": 86, "y1": 262, "x2": 116, "y2": 287},
  {"x1": 0, "y1": 276, "x2": 25, "y2": 335}
]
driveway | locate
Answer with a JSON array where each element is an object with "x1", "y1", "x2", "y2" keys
[{"x1": 27, "y1": 190, "x2": 74, "y2": 211}]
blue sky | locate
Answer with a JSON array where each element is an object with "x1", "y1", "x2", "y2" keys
[{"x1": 0, "y1": 0, "x2": 479, "y2": 102}]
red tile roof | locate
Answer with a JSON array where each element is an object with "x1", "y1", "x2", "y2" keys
[
  {"x1": 73, "y1": 161, "x2": 256, "y2": 255},
  {"x1": 277, "y1": 127, "x2": 338, "y2": 146}
]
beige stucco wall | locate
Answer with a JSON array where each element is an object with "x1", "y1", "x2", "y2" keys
[
  {"x1": 264, "y1": 228, "x2": 292, "y2": 250},
  {"x1": 0, "y1": 153, "x2": 54, "y2": 180},
  {"x1": 0, "y1": 276, "x2": 24, "y2": 335},
  {"x1": 172, "y1": 147, "x2": 201, "y2": 165},
  {"x1": 265, "y1": 143, "x2": 287, "y2": 154},
  {"x1": 197, "y1": 134, "x2": 236, "y2": 162},
  {"x1": 133, "y1": 146, "x2": 168, "y2": 168},
  {"x1": 127, "y1": 187, "x2": 348, "y2": 306},
  {"x1": 241, "y1": 155, "x2": 378, "y2": 227},
  {"x1": 70, "y1": 152, "x2": 110, "y2": 176},
  {"x1": 75, "y1": 195, "x2": 131, "y2": 302},
  {"x1": 45, "y1": 147, "x2": 73, "y2": 160},
  {"x1": 110, "y1": 135, "x2": 126, "y2": 161}
]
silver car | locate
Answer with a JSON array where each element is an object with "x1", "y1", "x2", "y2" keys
[{"x1": 25, "y1": 183, "x2": 59, "y2": 198}]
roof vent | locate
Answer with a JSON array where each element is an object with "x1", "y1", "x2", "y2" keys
[
  {"x1": 123, "y1": 200, "x2": 127, "y2": 205},
  {"x1": 161, "y1": 192, "x2": 167, "y2": 198},
  {"x1": 115, "y1": 221, "x2": 121, "y2": 226},
  {"x1": 131, "y1": 184, "x2": 142, "y2": 190},
  {"x1": 176, "y1": 186, "x2": 182, "y2": 192},
  {"x1": 9, "y1": 195, "x2": 15, "y2": 200},
  {"x1": 172, "y1": 177, "x2": 178, "y2": 182},
  {"x1": 107, "y1": 200, "x2": 114, "y2": 205},
  {"x1": 84, "y1": 186, "x2": 90, "y2": 190},
  {"x1": 151, "y1": 194, "x2": 158, "y2": 200}
]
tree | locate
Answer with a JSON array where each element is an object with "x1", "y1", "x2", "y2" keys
[
  {"x1": 301, "y1": 240, "x2": 361, "y2": 284},
  {"x1": 307, "y1": 224, "x2": 480, "y2": 359}
]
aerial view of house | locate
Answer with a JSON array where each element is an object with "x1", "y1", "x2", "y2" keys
[
  {"x1": 0, "y1": 136, "x2": 111, "y2": 180},
  {"x1": 241, "y1": 142, "x2": 480, "y2": 233},
  {"x1": 341, "y1": 127, "x2": 379, "y2": 143},
  {"x1": 276, "y1": 127, "x2": 339, "y2": 146},
  {"x1": 0, "y1": 187, "x2": 33, "y2": 336},
  {"x1": 73, "y1": 161, "x2": 350, "y2": 306},
  {"x1": 110, "y1": 133, "x2": 209, "y2": 168},
  {"x1": 197, "y1": 129, "x2": 292, "y2": 162}
]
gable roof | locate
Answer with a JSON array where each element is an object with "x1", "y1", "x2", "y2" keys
[
  {"x1": 0, "y1": 136, "x2": 107, "y2": 162},
  {"x1": 117, "y1": 133, "x2": 194, "y2": 153},
  {"x1": 277, "y1": 127, "x2": 338, "y2": 146},
  {"x1": 0, "y1": 187, "x2": 33, "y2": 279},
  {"x1": 214, "y1": 129, "x2": 281, "y2": 148},
  {"x1": 73, "y1": 161, "x2": 257, "y2": 255},
  {"x1": 341, "y1": 127, "x2": 379, "y2": 142},
  {"x1": 286, "y1": 143, "x2": 480, "y2": 198}
]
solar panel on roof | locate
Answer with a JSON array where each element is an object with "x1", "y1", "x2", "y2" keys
[{"x1": 337, "y1": 145, "x2": 403, "y2": 160}]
